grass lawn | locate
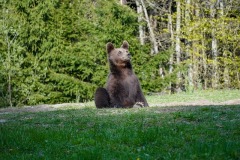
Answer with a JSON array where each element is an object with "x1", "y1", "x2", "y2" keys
[
  {"x1": 146, "y1": 89, "x2": 240, "y2": 104},
  {"x1": 0, "y1": 90, "x2": 240, "y2": 159}
]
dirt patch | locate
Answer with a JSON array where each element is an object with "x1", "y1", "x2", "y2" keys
[
  {"x1": 151, "y1": 99, "x2": 240, "y2": 107},
  {"x1": 0, "y1": 103, "x2": 86, "y2": 114},
  {"x1": 151, "y1": 99, "x2": 213, "y2": 107},
  {"x1": 0, "y1": 99, "x2": 240, "y2": 114}
]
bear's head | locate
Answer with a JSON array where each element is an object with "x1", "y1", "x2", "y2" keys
[{"x1": 106, "y1": 41, "x2": 131, "y2": 69}]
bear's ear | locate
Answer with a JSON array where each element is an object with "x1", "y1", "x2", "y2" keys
[
  {"x1": 121, "y1": 40, "x2": 129, "y2": 50},
  {"x1": 106, "y1": 42, "x2": 114, "y2": 54}
]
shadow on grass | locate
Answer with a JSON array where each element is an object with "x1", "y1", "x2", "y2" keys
[{"x1": 0, "y1": 105, "x2": 240, "y2": 159}]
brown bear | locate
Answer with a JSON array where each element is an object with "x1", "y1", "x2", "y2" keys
[{"x1": 94, "y1": 41, "x2": 148, "y2": 108}]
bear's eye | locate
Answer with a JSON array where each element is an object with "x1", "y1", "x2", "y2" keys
[{"x1": 118, "y1": 51, "x2": 122, "y2": 55}]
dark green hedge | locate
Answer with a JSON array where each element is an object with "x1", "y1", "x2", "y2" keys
[{"x1": 0, "y1": 0, "x2": 172, "y2": 107}]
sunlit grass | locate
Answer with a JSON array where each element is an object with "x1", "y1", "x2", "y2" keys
[
  {"x1": 81, "y1": 89, "x2": 240, "y2": 107},
  {"x1": 146, "y1": 89, "x2": 240, "y2": 104},
  {"x1": 1, "y1": 103, "x2": 240, "y2": 159}
]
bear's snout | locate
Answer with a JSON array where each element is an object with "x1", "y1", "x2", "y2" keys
[
  {"x1": 123, "y1": 53, "x2": 131, "y2": 61},
  {"x1": 126, "y1": 53, "x2": 131, "y2": 59}
]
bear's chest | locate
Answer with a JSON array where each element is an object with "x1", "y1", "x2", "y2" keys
[
  {"x1": 107, "y1": 74, "x2": 138, "y2": 96},
  {"x1": 121, "y1": 76, "x2": 135, "y2": 92}
]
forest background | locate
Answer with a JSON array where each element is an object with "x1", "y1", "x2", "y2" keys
[{"x1": 0, "y1": 0, "x2": 239, "y2": 107}]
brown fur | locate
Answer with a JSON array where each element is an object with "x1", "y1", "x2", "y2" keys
[{"x1": 94, "y1": 41, "x2": 148, "y2": 108}]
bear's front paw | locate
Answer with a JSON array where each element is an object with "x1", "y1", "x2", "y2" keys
[{"x1": 133, "y1": 102, "x2": 144, "y2": 108}]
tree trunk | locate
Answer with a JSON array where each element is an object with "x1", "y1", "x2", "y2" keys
[
  {"x1": 3, "y1": 5, "x2": 13, "y2": 107},
  {"x1": 136, "y1": 0, "x2": 145, "y2": 45},
  {"x1": 185, "y1": 0, "x2": 194, "y2": 92},
  {"x1": 201, "y1": 32, "x2": 208, "y2": 89},
  {"x1": 139, "y1": 0, "x2": 158, "y2": 54},
  {"x1": 210, "y1": 1, "x2": 219, "y2": 89},
  {"x1": 175, "y1": 0, "x2": 181, "y2": 92},
  {"x1": 7, "y1": 37, "x2": 13, "y2": 108},
  {"x1": 167, "y1": 0, "x2": 174, "y2": 93},
  {"x1": 192, "y1": 1, "x2": 202, "y2": 90},
  {"x1": 120, "y1": 0, "x2": 127, "y2": 5},
  {"x1": 168, "y1": 0, "x2": 174, "y2": 73},
  {"x1": 219, "y1": 0, "x2": 230, "y2": 88}
]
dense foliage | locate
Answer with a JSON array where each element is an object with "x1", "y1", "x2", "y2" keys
[
  {"x1": 1, "y1": 0, "x2": 240, "y2": 107},
  {"x1": 0, "y1": 0, "x2": 170, "y2": 107},
  {"x1": 140, "y1": 0, "x2": 240, "y2": 91}
]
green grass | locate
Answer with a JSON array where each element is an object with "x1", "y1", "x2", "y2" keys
[
  {"x1": 0, "y1": 90, "x2": 240, "y2": 159},
  {"x1": 83, "y1": 89, "x2": 240, "y2": 107},
  {"x1": 1, "y1": 106, "x2": 240, "y2": 159},
  {"x1": 147, "y1": 89, "x2": 240, "y2": 104}
]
